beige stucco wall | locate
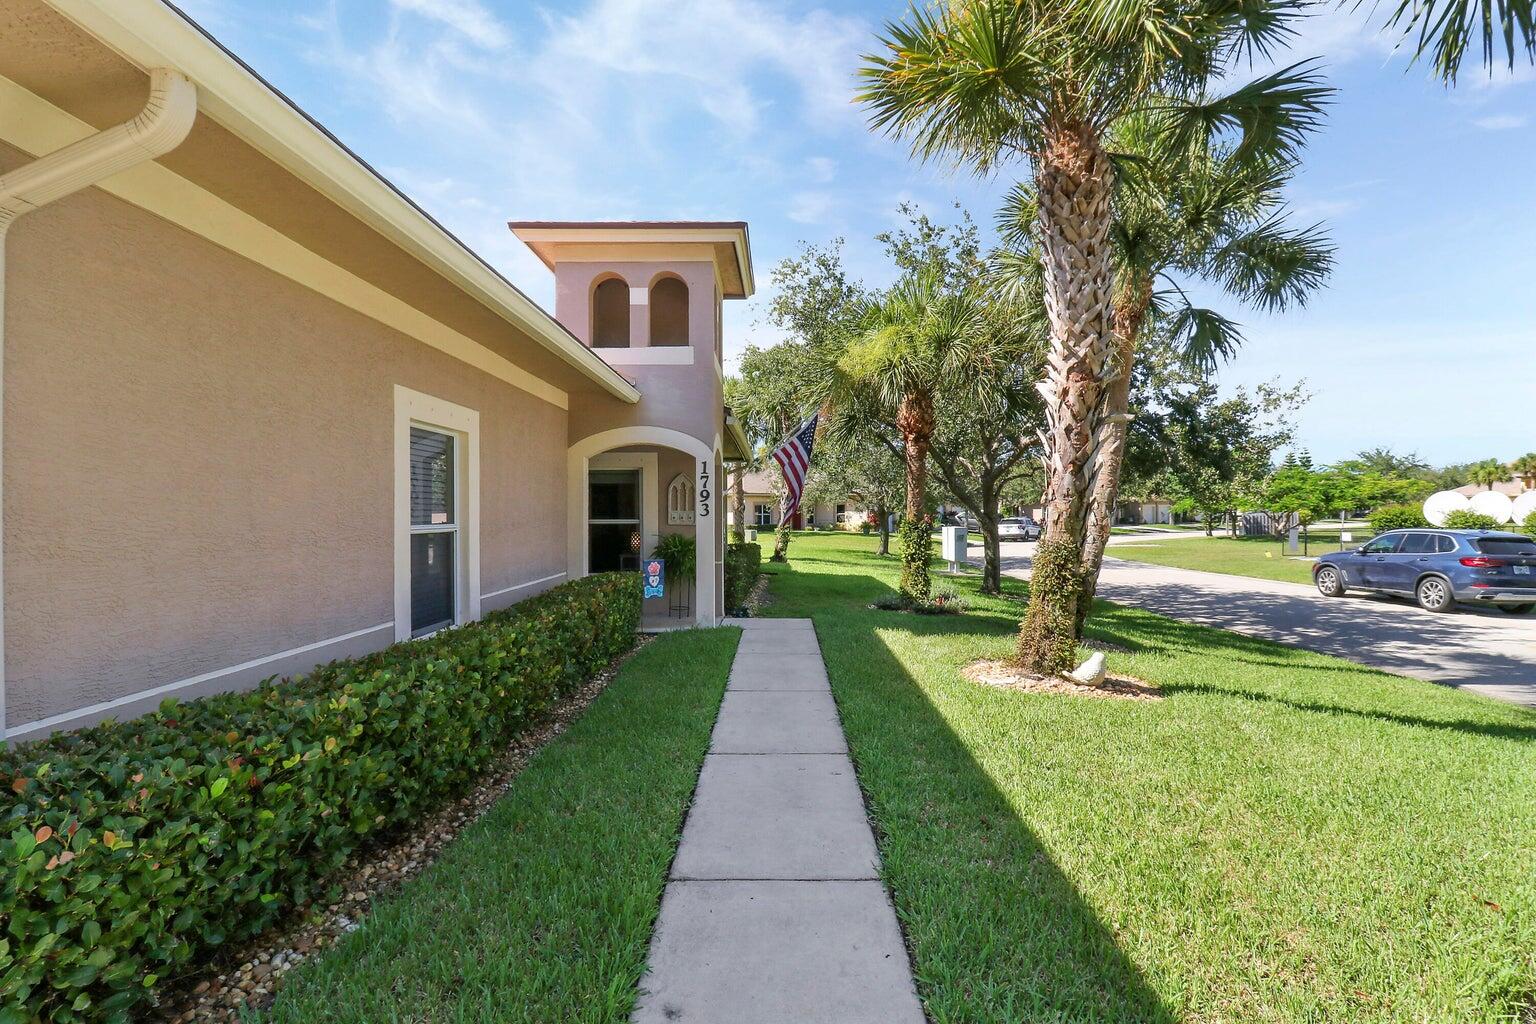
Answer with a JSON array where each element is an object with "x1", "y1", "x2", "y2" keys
[
  {"x1": 560, "y1": 260, "x2": 725, "y2": 453},
  {"x1": 3, "y1": 145, "x2": 568, "y2": 732}
]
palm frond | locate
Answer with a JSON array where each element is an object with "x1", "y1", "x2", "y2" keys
[
  {"x1": 1203, "y1": 213, "x2": 1335, "y2": 312},
  {"x1": 856, "y1": 1, "x2": 1055, "y2": 169},
  {"x1": 1157, "y1": 60, "x2": 1333, "y2": 165},
  {"x1": 1156, "y1": 290, "x2": 1248, "y2": 371},
  {"x1": 1370, "y1": 0, "x2": 1536, "y2": 82}
]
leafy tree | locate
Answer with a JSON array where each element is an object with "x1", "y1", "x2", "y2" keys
[
  {"x1": 860, "y1": 0, "x2": 1327, "y2": 672},
  {"x1": 927, "y1": 301, "x2": 1046, "y2": 593},
  {"x1": 803, "y1": 430, "x2": 905, "y2": 555},
  {"x1": 1153, "y1": 379, "x2": 1308, "y2": 535},
  {"x1": 1341, "y1": 446, "x2": 1432, "y2": 478},
  {"x1": 733, "y1": 343, "x2": 813, "y2": 562},
  {"x1": 744, "y1": 241, "x2": 872, "y2": 562}
]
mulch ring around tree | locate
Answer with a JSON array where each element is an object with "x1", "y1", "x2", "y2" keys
[
  {"x1": 962, "y1": 658, "x2": 1162, "y2": 701},
  {"x1": 147, "y1": 635, "x2": 654, "y2": 1024}
]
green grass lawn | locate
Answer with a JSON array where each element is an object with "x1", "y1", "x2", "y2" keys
[
  {"x1": 1108, "y1": 531, "x2": 1356, "y2": 585},
  {"x1": 762, "y1": 532, "x2": 1536, "y2": 1023},
  {"x1": 256, "y1": 628, "x2": 738, "y2": 1024}
]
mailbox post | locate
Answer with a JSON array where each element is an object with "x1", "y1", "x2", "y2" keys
[{"x1": 940, "y1": 525, "x2": 968, "y2": 574}]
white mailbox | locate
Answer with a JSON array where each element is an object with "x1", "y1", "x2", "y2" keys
[{"x1": 940, "y1": 525, "x2": 968, "y2": 572}]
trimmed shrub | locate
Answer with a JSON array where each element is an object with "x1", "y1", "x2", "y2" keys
[
  {"x1": 1442, "y1": 509, "x2": 1501, "y2": 530},
  {"x1": 1521, "y1": 509, "x2": 1536, "y2": 536},
  {"x1": 0, "y1": 574, "x2": 640, "y2": 1023},
  {"x1": 724, "y1": 542, "x2": 761, "y2": 611},
  {"x1": 1368, "y1": 504, "x2": 1429, "y2": 534}
]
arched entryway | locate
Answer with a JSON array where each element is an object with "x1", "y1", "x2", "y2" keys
[{"x1": 567, "y1": 426, "x2": 719, "y2": 627}]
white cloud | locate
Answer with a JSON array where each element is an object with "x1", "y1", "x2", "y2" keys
[
  {"x1": 805, "y1": 156, "x2": 838, "y2": 183},
  {"x1": 532, "y1": 0, "x2": 867, "y2": 134},
  {"x1": 1473, "y1": 113, "x2": 1528, "y2": 130},
  {"x1": 1288, "y1": 197, "x2": 1358, "y2": 221},
  {"x1": 389, "y1": 0, "x2": 511, "y2": 49},
  {"x1": 787, "y1": 191, "x2": 834, "y2": 225}
]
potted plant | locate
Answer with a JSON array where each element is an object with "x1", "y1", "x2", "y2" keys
[{"x1": 651, "y1": 533, "x2": 697, "y2": 617}]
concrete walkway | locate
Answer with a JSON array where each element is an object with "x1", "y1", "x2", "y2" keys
[{"x1": 632, "y1": 618, "x2": 925, "y2": 1024}]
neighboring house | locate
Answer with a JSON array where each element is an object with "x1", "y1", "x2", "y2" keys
[
  {"x1": 0, "y1": 0, "x2": 751, "y2": 741},
  {"x1": 1116, "y1": 498, "x2": 1175, "y2": 525},
  {"x1": 1454, "y1": 478, "x2": 1526, "y2": 498},
  {"x1": 726, "y1": 469, "x2": 865, "y2": 532}
]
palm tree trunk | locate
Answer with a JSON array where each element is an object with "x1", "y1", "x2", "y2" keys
[
  {"x1": 896, "y1": 390, "x2": 935, "y2": 602},
  {"x1": 896, "y1": 391, "x2": 934, "y2": 519},
  {"x1": 876, "y1": 501, "x2": 891, "y2": 555},
  {"x1": 1076, "y1": 286, "x2": 1150, "y2": 634},
  {"x1": 1016, "y1": 124, "x2": 1117, "y2": 675},
  {"x1": 730, "y1": 464, "x2": 747, "y2": 544}
]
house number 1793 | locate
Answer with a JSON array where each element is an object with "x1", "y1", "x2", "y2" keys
[{"x1": 698, "y1": 460, "x2": 711, "y2": 518}]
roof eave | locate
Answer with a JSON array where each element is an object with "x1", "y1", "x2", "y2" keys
[{"x1": 47, "y1": 0, "x2": 640, "y2": 405}]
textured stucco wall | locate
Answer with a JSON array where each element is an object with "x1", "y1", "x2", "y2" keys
[{"x1": 2, "y1": 145, "x2": 568, "y2": 731}]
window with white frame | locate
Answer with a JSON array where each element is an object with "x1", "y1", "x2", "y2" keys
[
  {"x1": 668, "y1": 474, "x2": 695, "y2": 524},
  {"x1": 806, "y1": 508, "x2": 817, "y2": 526},
  {"x1": 753, "y1": 503, "x2": 772, "y2": 527},
  {"x1": 394, "y1": 386, "x2": 478, "y2": 643}
]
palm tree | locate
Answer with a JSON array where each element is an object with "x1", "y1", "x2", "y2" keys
[
  {"x1": 995, "y1": 121, "x2": 1334, "y2": 629},
  {"x1": 1469, "y1": 458, "x2": 1508, "y2": 490},
  {"x1": 1510, "y1": 452, "x2": 1536, "y2": 490},
  {"x1": 860, "y1": 0, "x2": 1325, "y2": 672},
  {"x1": 822, "y1": 273, "x2": 983, "y2": 600}
]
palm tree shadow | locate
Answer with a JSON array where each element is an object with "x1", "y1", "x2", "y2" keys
[
  {"x1": 1085, "y1": 607, "x2": 1536, "y2": 743},
  {"x1": 806, "y1": 586, "x2": 1178, "y2": 1023}
]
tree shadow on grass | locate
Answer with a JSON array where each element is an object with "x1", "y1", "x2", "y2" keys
[
  {"x1": 807, "y1": 580, "x2": 1179, "y2": 1023},
  {"x1": 1085, "y1": 606, "x2": 1536, "y2": 744}
]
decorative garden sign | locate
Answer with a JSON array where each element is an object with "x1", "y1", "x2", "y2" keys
[{"x1": 644, "y1": 559, "x2": 665, "y2": 599}]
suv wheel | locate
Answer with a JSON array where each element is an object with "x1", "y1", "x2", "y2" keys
[
  {"x1": 1315, "y1": 565, "x2": 1345, "y2": 597},
  {"x1": 1415, "y1": 576, "x2": 1454, "y2": 613},
  {"x1": 1499, "y1": 604, "x2": 1535, "y2": 615}
]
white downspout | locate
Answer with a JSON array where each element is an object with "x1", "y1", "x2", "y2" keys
[{"x1": 0, "y1": 68, "x2": 197, "y2": 742}]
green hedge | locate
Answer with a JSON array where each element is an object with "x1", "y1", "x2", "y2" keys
[
  {"x1": 0, "y1": 573, "x2": 640, "y2": 1023},
  {"x1": 1442, "y1": 509, "x2": 1501, "y2": 530},
  {"x1": 724, "y1": 542, "x2": 761, "y2": 611},
  {"x1": 1368, "y1": 504, "x2": 1429, "y2": 534}
]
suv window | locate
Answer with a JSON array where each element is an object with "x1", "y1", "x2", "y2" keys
[
  {"x1": 1436, "y1": 535, "x2": 1458, "y2": 553},
  {"x1": 1361, "y1": 534, "x2": 1404, "y2": 554},
  {"x1": 1475, "y1": 536, "x2": 1536, "y2": 555},
  {"x1": 1399, "y1": 533, "x2": 1438, "y2": 554}
]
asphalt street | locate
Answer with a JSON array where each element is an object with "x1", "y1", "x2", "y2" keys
[{"x1": 985, "y1": 535, "x2": 1536, "y2": 707}]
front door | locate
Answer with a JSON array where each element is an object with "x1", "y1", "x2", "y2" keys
[{"x1": 589, "y1": 469, "x2": 641, "y2": 573}]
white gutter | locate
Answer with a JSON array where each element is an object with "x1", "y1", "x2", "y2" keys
[{"x1": 0, "y1": 67, "x2": 197, "y2": 741}]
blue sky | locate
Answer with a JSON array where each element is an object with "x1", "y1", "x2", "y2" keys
[{"x1": 181, "y1": 0, "x2": 1533, "y2": 466}]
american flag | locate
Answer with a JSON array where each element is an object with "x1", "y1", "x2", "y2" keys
[{"x1": 771, "y1": 413, "x2": 819, "y2": 517}]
